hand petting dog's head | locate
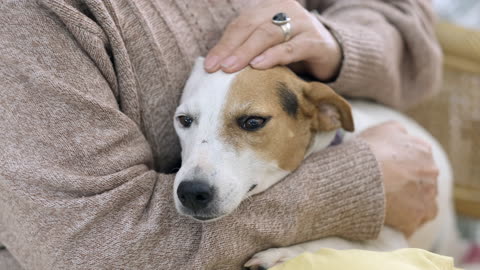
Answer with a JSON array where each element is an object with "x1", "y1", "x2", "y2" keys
[{"x1": 173, "y1": 57, "x2": 353, "y2": 221}]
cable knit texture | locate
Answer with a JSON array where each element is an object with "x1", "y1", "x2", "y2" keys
[{"x1": 0, "y1": 0, "x2": 439, "y2": 269}]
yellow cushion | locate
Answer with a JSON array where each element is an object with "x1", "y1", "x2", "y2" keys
[
  {"x1": 271, "y1": 248, "x2": 461, "y2": 270},
  {"x1": 436, "y1": 21, "x2": 480, "y2": 74}
]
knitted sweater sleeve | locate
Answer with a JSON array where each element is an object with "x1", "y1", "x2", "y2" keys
[
  {"x1": 307, "y1": 0, "x2": 443, "y2": 110},
  {"x1": 0, "y1": 1, "x2": 384, "y2": 269}
]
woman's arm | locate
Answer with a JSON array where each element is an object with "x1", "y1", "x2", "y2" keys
[
  {"x1": 0, "y1": 2, "x2": 384, "y2": 268},
  {"x1": 308, "y1": 0, "x2": 443, "y2": 109}
]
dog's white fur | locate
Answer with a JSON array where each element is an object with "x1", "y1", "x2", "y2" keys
[{"x1": 174, "y1": 58, "x2": 462, "y2": 268}]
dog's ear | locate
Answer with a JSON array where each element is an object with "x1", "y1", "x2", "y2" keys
[{"x1": 302, "y1": 82, "x2": 354, "y2": 132}]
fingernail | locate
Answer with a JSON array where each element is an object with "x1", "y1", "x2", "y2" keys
[
  {"x1": 250, "y1": 55, "x2": 265, "y2": 66},
  {"x1": 204, "y1": 55, "x2": 219, "y2": 70},
  {"x1": 221, "y1": 56, "x2": 238, "y2": 69}
]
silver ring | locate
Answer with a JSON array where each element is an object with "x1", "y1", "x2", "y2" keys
[{"x1": 272, "y1": 12, "x2": 292, "y2": 42}]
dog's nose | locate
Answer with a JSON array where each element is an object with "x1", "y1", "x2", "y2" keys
[{"x1": 177, "y1": 181, "x2": 214, "y2": 211}]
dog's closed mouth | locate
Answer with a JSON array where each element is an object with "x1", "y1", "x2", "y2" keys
[{"x1": 193, "y1": 215, "x2": 218, "y2": 221}]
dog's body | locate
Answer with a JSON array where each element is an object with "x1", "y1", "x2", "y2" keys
[
  {"x1": 244, "y1": 100, "x2": 461, "y2": 268},
  {"x1": 173, "y1": 58, "x2": 462, "y2": 269}
]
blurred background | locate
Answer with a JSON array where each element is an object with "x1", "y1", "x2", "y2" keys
[{"x1": 407, "y1": 0, "x2": 480, "y2": 249}]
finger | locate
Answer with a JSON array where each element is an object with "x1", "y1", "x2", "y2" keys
[
  {"x1": 419, "y1": 176, "x2": 438, "y2": 198},
  {"x1": 416, "y1": 169, "x2": 440, "y2": 186},
  {"x1": 250, "y1": 34, "x2": 311, "y2": 69},
  {"x1": 205, "y1": 15, "x2": 265, "y2": 72},
  {"x1": 421, "y1": 200, "x2": 439, "y2": 224},
  {"x1": 404, "y1": 223, "x2": 417, "y2": 238},
  {"x1": 220, "y1": 21, "x2": 296, "y2": 73},
  {"x1": 412, "y1": 137, "x2": 433, "y2": 154},
  {"x1": 418, "y1": 178, "x2": 438, "y2": 225}
]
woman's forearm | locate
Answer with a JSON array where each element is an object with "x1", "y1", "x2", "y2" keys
[{"x1": 310, "y1": 0, "x2": 442, "y2": 109}]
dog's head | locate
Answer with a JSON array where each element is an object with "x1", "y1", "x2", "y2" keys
[{"x1": 173, "y1": 57, "x2": 353, "y2": 221}]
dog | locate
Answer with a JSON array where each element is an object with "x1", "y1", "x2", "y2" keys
[{"x1": 173, "y1": 57, "x2": 462, "y2": 269}]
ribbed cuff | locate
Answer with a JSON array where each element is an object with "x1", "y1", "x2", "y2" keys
[
  {"x1": 313, "y1": 12, "x2": 387, "y2": 100},
  {"x1": 294, "y1": 139, "x2": 385, "y2": 241}
]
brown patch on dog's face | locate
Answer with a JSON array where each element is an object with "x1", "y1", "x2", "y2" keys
[{"x1": 221, "y1": 66, "x2": 353, "y2": 171}]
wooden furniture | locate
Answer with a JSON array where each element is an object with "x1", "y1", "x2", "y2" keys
[{"x1": 407, "y1": 22, "x2": 480, "y2": 218}]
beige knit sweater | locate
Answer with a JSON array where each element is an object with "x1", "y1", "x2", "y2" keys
[{"x1": 0, "y1": 0, "x2": 440, "y2": 269}]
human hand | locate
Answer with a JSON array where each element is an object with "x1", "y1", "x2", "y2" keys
[
  {"x1": 358, "y1": 121, "x2": 439, "y2": 237},
  {"x1": 204, "y1": 0, "x2": 342, "y2": 81}
]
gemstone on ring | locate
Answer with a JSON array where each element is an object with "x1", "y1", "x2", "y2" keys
[{"x1": 272, "y1": 12, "x2": 290, "y2": 25}]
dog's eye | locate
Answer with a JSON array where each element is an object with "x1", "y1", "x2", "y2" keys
[
  {"x1": 177, "y1": 115, "x2": 194, "y2": 128},
  {"x1": 238, "y1": 116, "x2": 269, "y2": 131}
]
